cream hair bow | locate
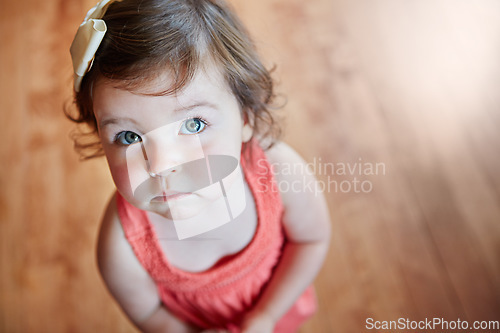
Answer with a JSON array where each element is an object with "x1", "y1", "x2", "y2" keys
[{"x1": 70, "y1": 0, "x2": 118, "y2": 92}]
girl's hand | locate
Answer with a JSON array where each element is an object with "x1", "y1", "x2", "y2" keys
[{"x1": 240, "y1": 311, "x2": 276, "y2": 333}]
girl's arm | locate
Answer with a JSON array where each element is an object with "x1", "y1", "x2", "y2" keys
[
  {"x1": 97, "y1": 194, "x2": 199, "y2": 333},
  {"x1": 241, "y1": 142, "x2": 332, "y2": 333}
]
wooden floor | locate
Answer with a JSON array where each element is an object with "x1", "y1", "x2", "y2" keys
[{"x1": 1, "y1": 0, "x2": 499, "y2": 332}]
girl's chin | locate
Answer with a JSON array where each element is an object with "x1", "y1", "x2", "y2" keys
[{"x1": 146, "y1": 197, "x2": 208, "y2": 221}]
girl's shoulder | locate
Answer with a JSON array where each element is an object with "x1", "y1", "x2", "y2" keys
[
  {"x1": 263, "y1": 141, "x2": 307, "y2": 169},
  {"x1": 263, "y1": 140, "x2": 313, "y2": 185},
  {"x1": 263, "y1": 141, "x2": 331, "y2": 242}
]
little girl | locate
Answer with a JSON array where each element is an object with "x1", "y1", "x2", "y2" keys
[{"x1": 67, "y1": 0, "x2": 330, "y2": 332}]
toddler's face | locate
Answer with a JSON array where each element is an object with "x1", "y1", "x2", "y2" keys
[{"x1": 93, "y1": 66, "x2": 252, "y2": 225}]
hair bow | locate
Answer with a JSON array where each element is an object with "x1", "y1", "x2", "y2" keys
[{"x1": 70, "y1": 0, "x2": 118, "y2": 92}]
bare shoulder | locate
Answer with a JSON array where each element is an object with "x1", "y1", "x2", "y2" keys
[
  {"x1": 263, "y1": 141, "x2": 317, "y2": 194},
  {"x1": 264, "y1": 141, "x2": 331, "y2": 242},
  {"x1": 97, "y1": 193, "x2": 161, "y2": 325},
  {"x1": 264, "y1": 141, "x2": 308, "y2": 172}
]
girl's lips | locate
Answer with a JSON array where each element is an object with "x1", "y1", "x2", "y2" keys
[{"x1": 150, "y1": 191, "x2": 192, "y2": 202}]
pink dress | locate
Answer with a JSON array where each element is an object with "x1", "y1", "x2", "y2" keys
[{"x1": 116, "y1": 141, "x2": 317, "y2": 332}]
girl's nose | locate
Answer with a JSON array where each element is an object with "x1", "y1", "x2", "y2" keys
[
  {"x1": 138, "y1": 121, "x2": 206, "y2": 178},
  {"x1": 141, "y1": 139, "x2": 182, "y2": 178}
]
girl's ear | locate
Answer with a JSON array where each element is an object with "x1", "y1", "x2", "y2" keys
[{"x1": 241, "y1": 122, "x2": 253, "y2": 143}]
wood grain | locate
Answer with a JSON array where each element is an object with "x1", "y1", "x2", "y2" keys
[{"x1": 1, "y1": 0, "x2": 499, "y2": 332}]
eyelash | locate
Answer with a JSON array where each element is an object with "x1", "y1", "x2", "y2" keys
[
  {"x1": 180, "y1": 117, "x2": 209, "y2": 135},
  {"x1": 112, "y1": 116, "x2": 210, "y2": 145}
]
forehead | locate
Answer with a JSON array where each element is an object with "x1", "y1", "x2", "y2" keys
[{"x1": 93, "y1": 65, "x2": 236, "y2": 120}]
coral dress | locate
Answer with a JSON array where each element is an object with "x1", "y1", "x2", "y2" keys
[{"x1": 116, "y1": 141, "x2": 317, "y2": 332}]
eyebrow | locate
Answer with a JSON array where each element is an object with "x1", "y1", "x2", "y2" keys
[
  {"x1": 99, "y1": 101, "x2": 218, "y2": 128},
  {"x1": 100, "y1": 117, "x2": 140, "y2": 128},
  {"x1": 175, "y1": 101, "x2": 219, "y2": 113}
]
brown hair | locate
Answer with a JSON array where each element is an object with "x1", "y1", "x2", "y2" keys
[{"x1": 65, "y1": 0, "x2": 282, "y2": 159}]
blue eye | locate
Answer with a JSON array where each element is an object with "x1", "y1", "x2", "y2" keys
[
  {"x1": 179, "y1": 118, "x2": 207, "y2": 135},
  {"x1": 115, "y1": 131, "x2": 142, "y2": 145}
]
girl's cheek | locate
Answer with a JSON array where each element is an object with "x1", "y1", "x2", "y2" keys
[
  {"x1": 103, "y1": 146, "x2": 136, "y2": 197},
  {"x1": 108, "y1": 162, "x2": 134, "y2": 197},
  {"x1": 108, "y1": 156, "x2": 151, "y2": 204}
]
